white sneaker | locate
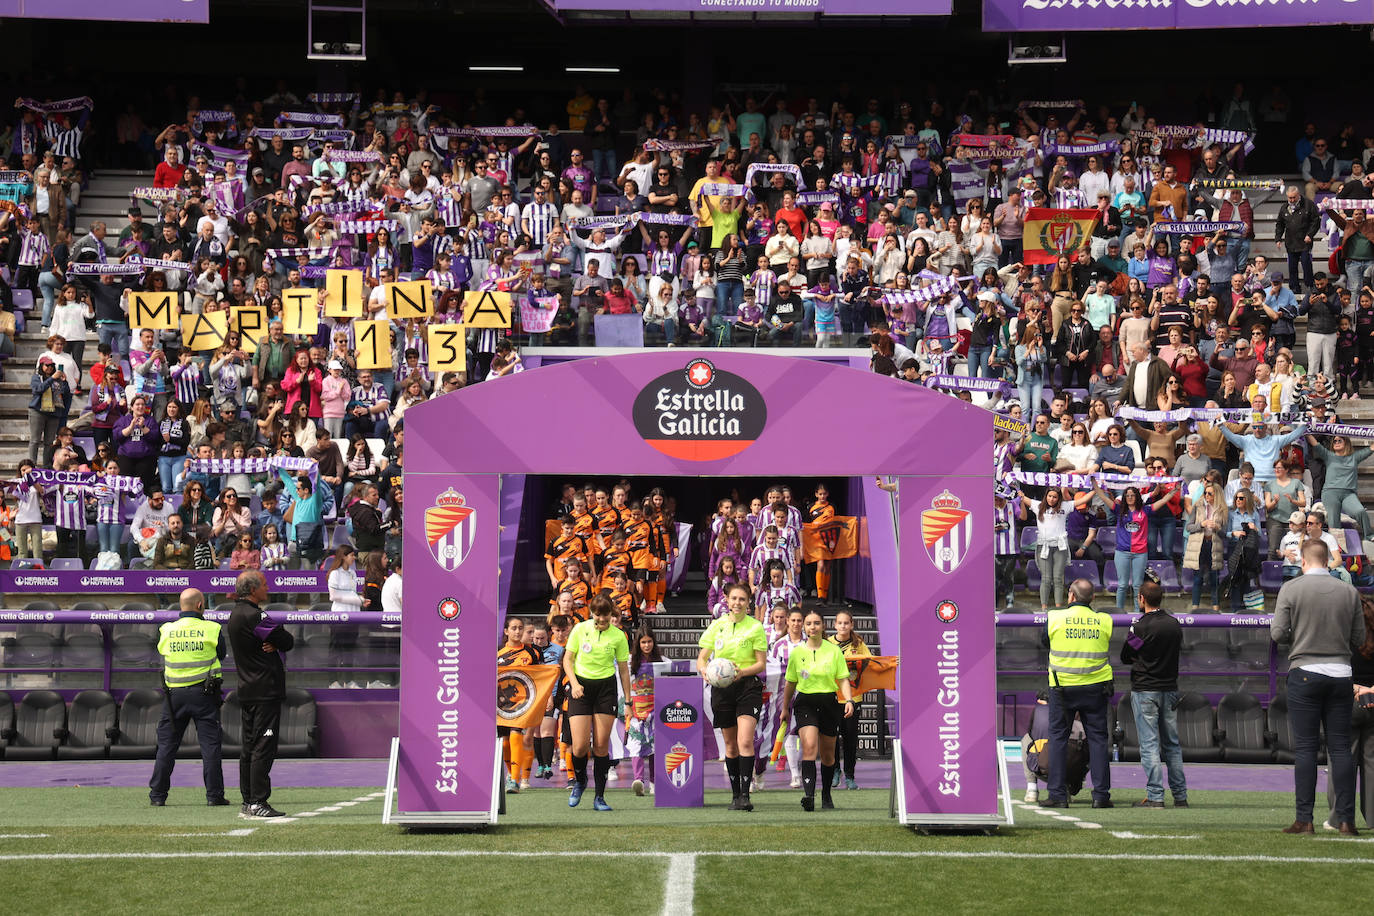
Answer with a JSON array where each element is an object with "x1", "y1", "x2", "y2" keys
[
  {"x1": 519, "y1": 779, "x2": 531, "y2": 790},
  {"x1": 1322, "y1": 818, "x2": 1338, "y2": 831},
  {"x1": 1024, "y1": 788, "x2": 1039, "y2": 804},
  {"x1": 607, "y1": 769, "x2": 619, "y2": 782},
  {"x1": 656, "y1": 602, "x2": 667, "y2": 614},
  {"x1": 632, "y1": 779, "x2": 645, "y2": 796},
  {"x1": 648, "y1": 782, "x2": 654, "y2": 795},
  {"x1": 754, "y1": 772, "x2": 766, "y2": 790},
  {"x1": 790, "y1": 777, "x2": 801, "y2": 789}
]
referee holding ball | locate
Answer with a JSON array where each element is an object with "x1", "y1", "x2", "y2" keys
[
  {"x1": 697, "y1": 583, "x2": 768, "y2": 811},
  {"x1": 562, "y1": 595, "x2": 632, "y2": 812},
  {"x1": 779, "y1": 611, "x2": 855, "y2": 811}
]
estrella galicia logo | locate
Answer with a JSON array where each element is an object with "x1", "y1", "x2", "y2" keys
[
  {"x1": 632, "y1": 359, "x2": 766, "y2": 461},
  {"x1": 437, "y1": 597, "x2": 461, "y2": 620},
  {"x1": 935, "y1": 599, "x2": 959, "y2": 623},
  {"x1": 659, "y1": 699, "x2": 699, "y2": 729}
]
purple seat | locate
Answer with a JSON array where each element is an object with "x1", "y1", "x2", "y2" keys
[
  {"x1": 1259, "y1": 561, "x2": 1285, "y2": 593},
  {"x1": 1019, "y1": 527, "x2": 1038, "y2": 555},
  {"x1": 1096, "y1": 527, "x2": 1117, "y2": 555},
  {"x1": 1025, "y1": 558, "x2": 1041, "y2": 590},
  {"x1": 1147, "y1": 560, "x2": 1181, "y2": 592},
  {"x1": 1179, "y1": 566, "x2": 1196, "y2": 593},
  {"x1": 1102, "y1": 563, "x2": 1119, "y2": 592},
  {"x1": 1066, "y1": 559, "x2": 1100, "y2": 588},
  {"x1": 50, "y1": 557, "x2": 85, "y2": 571},
  {"x1": 1342, "y1": 528, "x2": 1362, "y2": 557},
  {"x1": 11, "y1": 289, "x2": 34, "y2": 309}
]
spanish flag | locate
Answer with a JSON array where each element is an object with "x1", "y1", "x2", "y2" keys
[
  {"x1": 497, "y1": 664, "x2": 559, "y2": 730},
  {"x1": 837, "y1": 655, "x2": 898, "y2": 699},
  {"x1": 1022, "y1": 208, "x2": 1099, "y2": 265},
  {"x1": 802, "y1": 516, "x2": 860, "y2": 563}
]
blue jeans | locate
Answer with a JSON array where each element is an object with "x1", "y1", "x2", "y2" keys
[
  {"x1": 1132, "y1": 690, "x2": 1187, "y2": 802},
  {"x1": 1151, "y1": 516, "x2": 1177, "y2": 559},
  {"x1": 1047, "y1": 681, "x2": 1112, "y2": 803},
  {"x1": 1286, "y1": 250, "x2": 1314, "y2": 292},
  {"x1": 968, "y1": 345, "x2": 992, "y2": 378},
  {"x1": 39, "y1": 271, "x2": 62, "y2": 326},
  {"x1": 714, "y1": 280, "x2": 743, "y2": 319},
  {"x1": 97, "y1": 323, "x2": 131, "y2": 358},
  {"x1": 1114, "y1": 550, "x2": 1147, "y2": 608},
  {"x1": 158, "y1": 455, "x2": 185, "y2": 495},
  {"x1": 1344, "y1": 260, "x2": 1372, "y2": 299},
  {"x1": 1018, "y1": 377, "x2": 1043, "y2": 416},
  {"x1": 648, "y1": 317, "x2": 677, "y2": 344},
  {"x1": 592, "y1": 149, "x2": 615, "y2": 181},
  {"x1": 96, "y1": 521, "x2": 122, "y2": 553},
  {"x1": 1287, "y1": 668, "x2": 1356, "y2": 824}
]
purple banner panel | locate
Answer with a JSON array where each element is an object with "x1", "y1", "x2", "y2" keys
[
  {"x1": 0, "y1": 608, "x2": 396, "y2": 625},
  {"x1": 553, "y1": 0, "x2": 950, "y2": 13},
  {"x1": 12, "y1": 0, "x2": 209, "y2": 22},
  {"x1": 899, "y1": 477, "x2": 998, "y2": 821},
  {"x1": 998, "y1": 612, "x2": 1272, "y2": 628},
  {"x1": 0, "y1": 569, "x2": 338, "y2": 594},
  {"x1": 398, "y1": 473, "x2": 500, "y2": 818},
  {"x1": 655, "y1": 672, "x2": 706, "y2": 807},
  {"x1": 983, "y1": 0, "x2": 1374, "y2": 32}
]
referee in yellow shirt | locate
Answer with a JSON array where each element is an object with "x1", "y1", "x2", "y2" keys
[{"x1": 562, "y1": 595, "x2": 632, "y2": 812}]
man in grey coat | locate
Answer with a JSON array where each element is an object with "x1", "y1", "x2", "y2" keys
[{"x1": 1271, "y1": 539, "x2": 1366, "y2": 835}]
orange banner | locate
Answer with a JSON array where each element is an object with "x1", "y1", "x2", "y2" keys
[
  {"x1": 497, "y1": 664, "x2": 559, "y2": 730},
  {"x1": 837, "y1": 655, "x2": 898, "y2": 698},
  {"x1": 802, "y1": 516, "x2": 859, "y2": 563}
]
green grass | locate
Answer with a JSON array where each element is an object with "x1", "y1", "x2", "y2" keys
[{"x1": 0, "y1": 785, "x2": 1370, "y2": 914}]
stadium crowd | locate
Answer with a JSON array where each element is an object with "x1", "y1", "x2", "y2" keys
[{"x1": 0, "y1": 82, "x2": 1370, "y2": 614}]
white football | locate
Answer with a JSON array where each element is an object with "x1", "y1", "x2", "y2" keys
[{"x1": 705, "y1": 657, "x2": 739, "y2": 688}]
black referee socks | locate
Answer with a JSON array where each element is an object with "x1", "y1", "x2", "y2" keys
[
  {"x1": 739, "y1": 755, "x2": 755, "y2": 796},
  {"x1": 801, "y1": 760, "x2": 817, "y2": 797},
  {"x1": 725, "y1": 756, "x2": 741, "y2": 797},
  {"x1": 593, "y1": 755, "x2": 610, "y2": 796},
  {"x1": 820, "y1": 764, "x2": 836, "y2": 799},
  {"x1": 572, "y1": 754, "x2": 589, "y2": 787}
]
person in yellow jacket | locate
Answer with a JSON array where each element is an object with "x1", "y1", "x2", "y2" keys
[
  {"x1": 149, "y1": 587, "x2": 228, "y2": 807},
  {"x1": 1043, "y1": 578, "x2": 1114, "y2": 809}
]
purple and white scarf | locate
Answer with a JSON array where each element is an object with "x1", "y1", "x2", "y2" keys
[
  {"x1": 924, "y1": 374, "x2": 1011, "y2": 395},
  {"x1": 1040, "y1": 140, "x2": 1120, "y2": 157},
  {"x1": 265, "y1": 245, "x2": 339, "y2": 260},
  {"x1": 1116, "y1": 405, "x2": 1306, "y2": 425},
  {"x1": 643, "y1": 138, "x2": 718, "y2": 152},
  {"x1": 639, "y1": 212, "x2": 698, "y2": 227},
  {"x1": 1197, "y1": 178, "x2": 1284, "y2": 191},
  {"x1": 1200, "y1": 128, "x2": 1256, "y2": 154},
  {"x1": 130, "y1": 187, "x2": 188, "y2": 205},
  {"x1": 189, "y1": 455, "x2": 316, "y2": 475},
  {"x1": 744, "y1": 162, "x2": 803, "y2": 188},
  {"x1": 796, "y1": 191, "x2": 840, "y2": 208},
  {"x1": 332, "y1": 219, "x2": 401, "y2": 234},
  {"x1": 1016, "y1": 99, "x2": 1083, "y2": 110},
  {"x1": 567, "y1": 213, "x2": 639, "y2": 230},
  {"x1": 1008, "y1": 469, "x2": 1182, "y2": 489},
  {"x1": 829, "y1": 172, "x2": 883, "y2": 194},
  {"x1": 17, "y1": 96, "x2": 92, "y2": 114},
  {"x1": 695, "y1": 182, "x2": 748, "y2": 198},
  {"x1": 251, "y1": 127, "x2": 316, "y2": 142},
  {"x1": 0, "y1": 170, "x2": 33, "y2": 183},
  {"x1": 24, "y1": 468, "x2": 142, "y2": 494},
  {"x1": 279, "y1": 111, "x2": 344, "y2": 127},
  {"x1": 961, "y1": 146, "x2": 1027, "y2": 162},
  {"x1": 307, "y1": 92, "x2": 361, "y2": 109},
  {"x1": 432, "y1": 126, "x2": 539, "y2": 139},
  {"x1": 1319, "y1": 198, "x2": 1374, "y2": 212},
  {"x1": 311, "y1": 129, "x2": 356, "y2": 147},
  {"x1": 953, "y1": 133, "x2": 1015, "y2": 148},
  {"x1": 323, "y1": 149, "x2": 381, "y2": 163},
  {"x1": 69, "y1": 261, "x2": 143, "y2": 277},
  {"x1": 1151, "y1": 221, "x2": 1245, "y2": 235},
  {"x1": 137, "y1": 256, "x2": 193, "y2": 274},
  {"x1": 1308, "y1": 422, "x2": 1372, "y2": 439},
  {"x1": 947, "y1": 160, "x2": 986, "y2": 205},
  {"x1": 303, "y1": 201, "x2": 364, "y2": 217}
]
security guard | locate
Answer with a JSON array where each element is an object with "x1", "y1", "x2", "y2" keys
[
  {"x1": 149, "y1": 587, "x2": 229, "y2": 807},
  {"x1": 1042, "y1": 577, "x2": 1114, "y2": 809}
]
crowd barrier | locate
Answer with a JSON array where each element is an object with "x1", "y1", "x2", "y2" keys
[
  {"x1": 0, "y1": 570, "x2": 349, "y2": 595},
  {"x1": 0, "y1": 608, "x2": 399, "y2": 625}
]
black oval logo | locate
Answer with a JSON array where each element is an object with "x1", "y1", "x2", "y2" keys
[
  {"x1": 632, "y1": 359, "x2": 767, "y2": 461},
  {"x1": 659, "y1": 699, "x2": 700, "y2": 729}
]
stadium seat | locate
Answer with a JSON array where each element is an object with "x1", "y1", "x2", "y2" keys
[
  {"x1": 222, "y1": 691, "x2": 242, "y2": 760},
  {"x1": 1227, "y1": 628, "x2": 1274, "y2": 671},
  {"x1": 1025, "y1": 559, "x2": 1040, "y2": 591},
  {"x1": 4, "y1": 629, "x2": 61, "y2": 668},
  {"x1": 1066, "y1": 559, "x2": 1100, "y2": 588},
  {"x1": 71, "y1": 601, "x2": 110, "y2": 612},
  {"x1": 262, "y1": 602, "x2": 295, "y2": 616},
  {"x1": 1102, "y1": 563, "x2": 1118, "y2": 593},
  {"x1": 1259, "y1": 561, "x2": 1285, "y2": 593},
  {"x1": 9, "y1": 558, "x2": 45, "y2": 570},
  {"x1": 11, "y1": 288, "x2": 33, "y2": 308},
  {"x1": 110, "y1": 689, "x2": 163, "y2": 759},
  {"x1": 1181, "y1": 632, "x2": 1229, "y2": 672},
  {"x1": 1018, "y1": 527, "x2": 1038, "y2": 555},
  {"x1": 294, "y1": 625, "x2": 335, "y2": 669},
  {"x1": 1114, "y1": 691, "x2": 1139, "y2": 762},
  {"x1": 0, "y1": 690, "x2": 12, "y2": 758},
  {"x1": 1268, "y1": 693, "x2": 1296, "y2": 765},
  {"x1": 1216, "y1": 692, "x2": 1273, "y2": 763},
  {"x1": 996, "y1": 630, "x2": 1043, "y2": 670},
  {"x1": 1178, "y1": 566, "x2": 1194, "y2": 595},
  {"x1": 279, "y1": 687, "x2": 320, "y2": 757},
  {"x1": 1096, "y1": 527, "x2": 1116, "y2": 556},
  {"x1": 112, "y1": 632, "x2": 159, "y2": 668},
  {"x1": 4, "y1": 690, "x2": 66, "y2": 760},
  {"x1": 50, "y1": 557, "x2": 85, "y2": 571},
  {"x1": 1123, "y1": 440, "x2": 1143, "y2": 470},
  {"x1": 22, "y1": 601, "x2": 60, "y2": 611},
  {"x1": 61, "y1": 632, "x2": 106, "y2": 669},
  {"x1": 1176, "y1": 692, "x2": 1224, "y2": 762},
  {"x1": 119, "y1": 602, "x2": 155, "y2": 612},
  {"x1": 59, "y1": 690, "x2": 117, "y2": 759},
  {"x1": 1147, "y1": 560, "x2": 1181, "y2": 593}
]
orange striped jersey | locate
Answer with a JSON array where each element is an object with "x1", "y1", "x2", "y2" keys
[
  {"x1": 623, "y1": 518, "x2": 657, "y2": 570},
  {"x1": 591, "y1": 506, "x2": 623, "y2": 551},
  {"x1": 596, "y1": 547, "x2": 635, "y2": 591},
  {"x1": 810, "y1": 499, "x2": 835, "y2": 523},
  {"x1": 649, "y1": 513, "x2": 673, "y2": 568},
  {"x1": 569, "y1": 508, "x2": 596, "y2": 549},
  {"x1": 498, "y1": 643, "x2": 541, "y2": 667},
  {"x1": 545, "y1": 532, "x2": 589, "y2": 581},
  {"x1": 550, "y1": 576, "x2": 592, "y2": 621},
  {"x1": 603, "y1": 585, "x2": 637, "y2": 622}
]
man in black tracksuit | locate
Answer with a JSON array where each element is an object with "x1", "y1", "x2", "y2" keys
[
  {"x1": 1120, "y1": 579, "x2": 1187, "y2": 808},
  {"x1": 226, "y1": 570, "x2": 295, "y2": 818}
]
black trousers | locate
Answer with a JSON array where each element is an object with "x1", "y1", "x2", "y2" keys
[
  {"x1": 835, "y1": 704, "x2": 860, "y2": 777},
  {"x1": 239, "y1": 699, "x2": 282, "y2": 806},
  {"x1": 1048, "y1": 681, "x2": 1112, "y2": 803},
  {"x1": 149, "y1": 685, "x2": 224, "y2": 802}
]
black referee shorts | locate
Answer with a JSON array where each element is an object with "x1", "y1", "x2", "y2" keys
[
  {"x1": 567, "y1": 675, "x2": 618, "y2": 717},
  {"x1": 791, "y1": 691, "x2": 841, "y2": 738},
  {"x1": 710, "y1": 674, "x2": 763, "y2": 730}
]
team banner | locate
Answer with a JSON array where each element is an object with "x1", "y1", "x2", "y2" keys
[
  {"x1": 993, "y1": 413, "x2": 1030, "y2": 437},
  {"x1": 843, "y1": 655, "x2": 898, "y2": 698},
  {"x1": 1022, "y1": 207, "x2": 1098, "y2": 264},
  {"x1": 278, "y1": 111, "x2": 344, "y2": 127},
  {"x1": 0, "y1": 170, "x2": 33, "y2": 183},
  {"x1": 1039, "y1": 140, "x2": 1120, "y2": 157},
  {"x1": 884, "y1": 276, "x2": 964, "y2": 304},
  {"x1": 188, "y1": 456, "x2": 316, "y2": 476},
  {"x1": 924, "y1": 374, "x2": 1012, "y2": 395},
  {"x1": 743, "y1": 162, "x2": 803, "y2": 188},
  {"x1": 796, "y1": 191, "x2": 840, "y2": 208},
  {"x1": 960, "y1": 146, "x2": 1026, "y2": 162},
  {"x1": 801, "y1": 515, "x2": 859, "y2": 563},
  {"x1": 130, "y1": 187, "x2": 188, "y2": 205},
  {"x1": 19, "y1": 468, "x2": 143, "y2": 493},
  {"x1": 830, "y1": 172, "x2": 884, "y2": 195},
  {"x1": 1308, "y1": 422, "x2": 1374, "y2": 439},
  {"x1": 1152, "y1": 221, "x2": 1245, "y2": 235},
  {"x1": 1016, "y1": 99, "x2": 1083, "y2": 110},
  {"x1": 643, "y1": 138, "x2": 718, "y2": 152},
  {"x1": 953, "y1": 133, "x2": 1015, "y2": 148},
  {"x1": 947, "y1": 160, "x2": 985, "y2": 205},
  {"x1": 68, "y1": 262, "x2": 143, "y2": 277},
  {"x1": 16, "y1": 96, "x2": 93, "y2": 114},
  {"x1": 496, "y1": 664, "x2": 559, "y2": 731},
  {"x1": 1115, "y1": 405, "x2": 1307, "y2": 424},
  {"x1": 427, "y1": 126, "x2": 540, "y2": 139},
  {"x1": 1320, "y1": 198, "x2": 1374, "y2": 212}
]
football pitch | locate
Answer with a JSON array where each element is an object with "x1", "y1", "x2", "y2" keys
[{"x1": 2, "y1": 783, "x2": 1372, "y2": 915}]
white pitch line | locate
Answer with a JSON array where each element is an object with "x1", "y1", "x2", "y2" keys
[
  {"x1": 0, "y1": 834, "x2": 49, "y2": 839},
  {"x1": 1111, "y1": 831, "x2": 1199, "y2": 840},
  {"x1": 661, "y1": 853, "x2": 696, "y2": 916},
  {"x1": 161, "y1": 829, "x2": 257, "y2": 838},
  {"x1": 0, "y1": 850, "x2": 1370, "y2": 866}
]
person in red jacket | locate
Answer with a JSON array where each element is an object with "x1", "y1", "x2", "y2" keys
[{"x1": 152, "y1": 147, "x2": 186, "y2": 189}]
